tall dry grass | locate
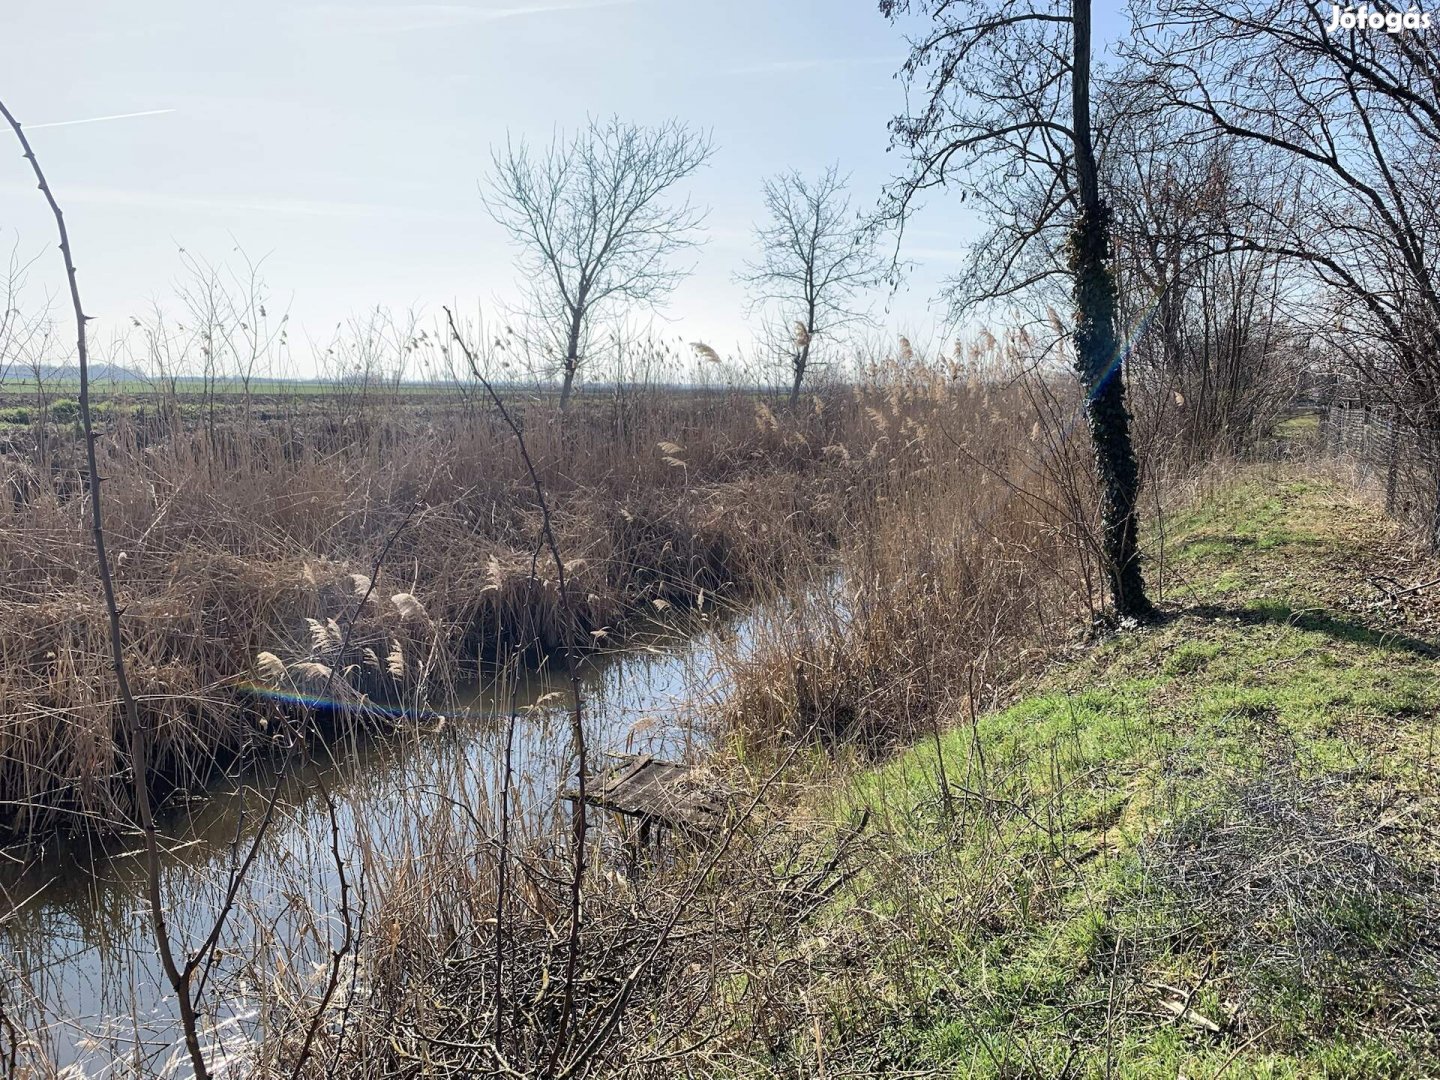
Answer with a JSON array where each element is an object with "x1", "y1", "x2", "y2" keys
[
  {"x1": 0, "y1": 358, "x2": 962, "y2": 837},
  {"x1": 721, "y1": 350, "x2": 1115, "y2": 759}
]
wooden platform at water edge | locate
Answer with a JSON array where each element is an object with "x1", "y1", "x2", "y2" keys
[{"x1": 567, "y1": 753, "x2": 732, "y2": 838}]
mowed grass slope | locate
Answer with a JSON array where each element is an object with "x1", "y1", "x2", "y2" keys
[{"x1": 785, "y1": 475, "x2": 1440, "y2": 1077}]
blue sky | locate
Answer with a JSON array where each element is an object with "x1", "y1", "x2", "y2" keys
[{"x1": 0, "y1": 0, "x2": 1127, "y2": 372}]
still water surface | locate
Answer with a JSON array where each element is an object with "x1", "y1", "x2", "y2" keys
[{"x1": 0, "y1": 605, "x2": 763, "y2": 1072}]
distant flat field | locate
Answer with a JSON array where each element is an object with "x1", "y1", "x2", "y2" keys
[
  {"x1": 0, "y1": 378, "x2": 744, "y2": 402},
  {"x1": 0, "y1": 379, "x2": 471, "y2": 399}
]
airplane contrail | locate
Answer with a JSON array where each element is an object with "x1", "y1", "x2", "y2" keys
[{"x1": 25, "y1": 108, "x2": 175, "y2": 130}]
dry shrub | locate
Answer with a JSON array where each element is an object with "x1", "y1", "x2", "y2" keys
[
  {"x1": 0, "y1": 547, "x2": 387, "y2": 835},
  {"x1": 245, "y1": 765, "x2": 870, "y2": 1079}
]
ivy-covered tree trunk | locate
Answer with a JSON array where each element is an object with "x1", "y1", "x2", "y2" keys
[
  {"x1": 1069, "y1": 204, "x2": 1153, "y2": 617},
  {"x1": 1070, "y1": 0, "x2": 1154, "y2": 618}
]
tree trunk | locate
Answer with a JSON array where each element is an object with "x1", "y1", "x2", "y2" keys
[
  {"x1": 1070, "y1": 0, "x2": 1154, "y2": 619},
  {"x1": 559, "y1": 307, "x2": 584, "y2": 410},
  {"x1": 789, "y1": 341, "x2": 810, "y2": 408},
  {"x1": 559, "y1": 361, "x2": 577, "y2": 409}
]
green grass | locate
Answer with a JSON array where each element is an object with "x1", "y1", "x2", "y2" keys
[
  {"x1": 1275, "y1": 412, "x2": 1322, "y2": 441},
  {"x1": 786, "y1": 473, "x2": 1440, "y2": 1077}
]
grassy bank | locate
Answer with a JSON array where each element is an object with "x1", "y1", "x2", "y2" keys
[
  {"x1": 17, "y1": 384, "x2": 1410, "y2": 1077},
  {"x1": 771, "y1": 472, "x2": 1440, "y2": 1077}
]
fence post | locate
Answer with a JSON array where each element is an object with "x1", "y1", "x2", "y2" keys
[
  {"x1": 1430, "y1": 428, "x2": 1440, "y2": 552},
  {"x1": 1385, "y1": 410, "x2": 1400, "y2": 516}
]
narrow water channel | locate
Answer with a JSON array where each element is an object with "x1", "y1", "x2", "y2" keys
[{"x1": 0, "y1": 603, "x2": 765, "y2": 1071}]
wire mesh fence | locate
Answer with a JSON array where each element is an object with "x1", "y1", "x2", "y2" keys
[{"x1": 1321, "y1": 399, "x2": 1440, "y2": 546}]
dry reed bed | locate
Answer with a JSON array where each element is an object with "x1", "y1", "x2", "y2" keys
[
  {"x1": 236, "y1": 367, "x2": 1119, "y2": 1077},
  {"x1": 183, "y1": 665, "x2": 895, "y2": 1080},
  {"x1": 0, "y1": 380, "x2": 1016, "y2": 839},
  {"x1": 721, "y1": 368, "x2": 1109, "y2": 757}
]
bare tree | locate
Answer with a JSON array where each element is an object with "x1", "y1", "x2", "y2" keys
[
  {"x1": 1129, "y1": 4, "x2": 1440, "y2": 540},
  {"x1": 881, "y1": 0, "x2": 1155, "y2": 618},
  {"x1": 738, "y1": 165, "x2": 885, "y2": 406},
  {"x1": 485, "y1": 117, "x2": 712, "y2": 408},
  {"x1": 1101, "y1": 98, "x2": 1303, "y2": 462}
]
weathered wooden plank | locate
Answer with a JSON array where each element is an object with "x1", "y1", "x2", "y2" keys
[{"x1": 566, "y1": 753, "x2": 731, "y2": 836}]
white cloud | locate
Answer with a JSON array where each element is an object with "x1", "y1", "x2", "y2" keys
[{"x1": 25, "y1": 109, "x2": 176, "y2": 131}]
